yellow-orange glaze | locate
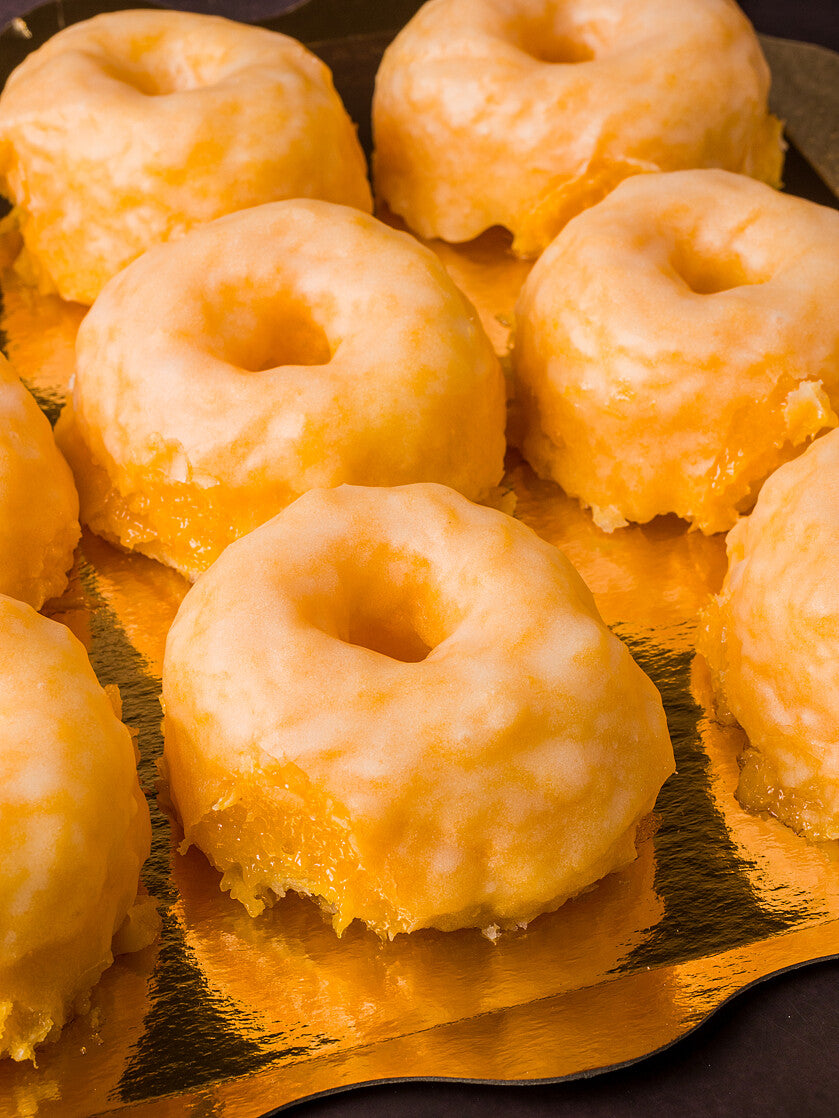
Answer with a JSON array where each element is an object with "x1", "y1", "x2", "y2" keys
[
  {"x1": 162, "y1": 483, "x2": 673, "y2": 938},
  {"x1": 513, "y1": 170, "x2": 839, "y2": 533},
  {"x1": 372, "y1": 0, "x2": 782, "y2": 256},
  {"x1": 0, "y1": 595, "x2": 155, "y2": 1062},
  {"x1": 701, "y1": 430, "x2": 839, "y2": 841},
  {"x1": 0, "y1": 9, "x2": 372, "y2": 304},
  {"x1": 0, "y1": 354, "x2": 79, "y2": 608},
  {"x1": 58, "y1": 200, "x2": 506, "y2": 580}
]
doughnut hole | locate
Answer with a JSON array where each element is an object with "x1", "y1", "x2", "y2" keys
[
  {"x1": 669, "y1": 240, "x2": 770, "y2": 295},
  {"x1": 100, "y1": 59, "x2": 200, "y2": 97},
  {"x1": 295, "y1": 540, "x2": 464, "y2": 664},
  {"x1": 95, "y1": 31, "x2": 242, "y2": 95},
  {"x1": 337, "y1": 548, "x2": 463, "y2": 664},
  {"x1": 204, "y1": 292, "x2": 333, "y2": 372},
  {"x1": 505, "y1": 2, "x2": 615, "y2": 64},
  {"x1": 344, "y1": 606, "x2": 432, "y2": 664},
  {"x1": 513, "y1": 25, "x2": 595, "y2": 64}
]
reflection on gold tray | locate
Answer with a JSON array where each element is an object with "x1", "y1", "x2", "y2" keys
[{"x1": 2, "y1": 7, "x2": 839, "y2": 1118}]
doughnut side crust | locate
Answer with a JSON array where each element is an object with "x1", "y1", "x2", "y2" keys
[
  {"x1": 0, "y1": 596, "x2": 154, "y2": 1061},
  {"x1": 0, "y1": 355, "x2": 79, "y2": 608},
  {"x1": 58, "y1": 200, "x2": 506, "y2": 580},
  {"x1": 513, "y1": 170, "x2": 839, "y2": 533},
  {"x1": 372, "y1": 0, "x2": 783, "y2": 254},
  {"x1": 162, "y1": 484, "x2": 674, "y2": 936},
  {"x1": 700, "y1": 431, "x2": 839, "y2": 841},
  {"x1": 0, "y1": 10, "x2": 372, "y2": 304}
]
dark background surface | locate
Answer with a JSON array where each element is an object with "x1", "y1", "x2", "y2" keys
[
  {"x1": 2, "y1": 0, "x2": 837, "y2": 51},
  {"x1": 739, "y1": 0, "x2": 839, "y2": 52},
  {"x1": 1, "y1": 1, "x2": 838, "y2": 1115}
]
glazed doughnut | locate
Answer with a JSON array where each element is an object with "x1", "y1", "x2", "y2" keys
[
  {"x1": 0, "y1": 595, "x2": 154, "y2": 1062},
  {"x1": 700, "y1": 431, "x2": 839, "y2": 842},
  {"x1": 57, "y1": 200, "x2": 506, "y2": 580},
  {"x1": 0, "y1": 10, "x2": 372, "y2": 304},
  {"x1": 513, "y1": 170, "x2": 839, "y2": 533},
  {"x1": 373, "y1": 0, "x2": 783, "y2": 256},
  {"x1": 0, "y1": 355, "x2": 79, "y2": 608},
  {"x1": 162, "y1": 483, "x2": 674, "y2": 937}
]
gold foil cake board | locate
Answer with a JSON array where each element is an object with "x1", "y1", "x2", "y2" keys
[{"x1": 103, "y1": 920, "x2": 839, "y2": 1117}]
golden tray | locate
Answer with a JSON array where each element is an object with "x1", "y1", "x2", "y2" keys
[{"x1": 1, "y1": 3, "x2": 838, "y2": 1114}]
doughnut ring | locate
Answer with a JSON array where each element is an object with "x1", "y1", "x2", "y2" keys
[
  {"x1": 372, "y1": 0, "x2": 783, "y2": 256},
  {"x1": 162, "y1": 483, "x2": 674, "y2": 938},
  {"x1": 57, "y1": 200, "x2": 506, "y2": 580},
  {"x1": 0, "y1": 354, "x2": 79, "y2": 609},
  {"x1": 0, "y1": 10, "x2": 372, "y2": 304},
  {"x1": 701, "y1": 430, "x2": 839, "y2": 841},
  {"x1": 513, "y1": 170, "x2": 839, "y2": 533},
  {"x1": 0, "y1": 595, "x2": 154, "y2": 1061}
]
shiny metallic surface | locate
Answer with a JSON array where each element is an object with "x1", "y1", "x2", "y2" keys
[
  {"x1": 1, "y1": 11, "x2": 838, "y2": 1116},
  {"x1": 760, "y1": 35, "x2": 839, "y2": 198}
]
